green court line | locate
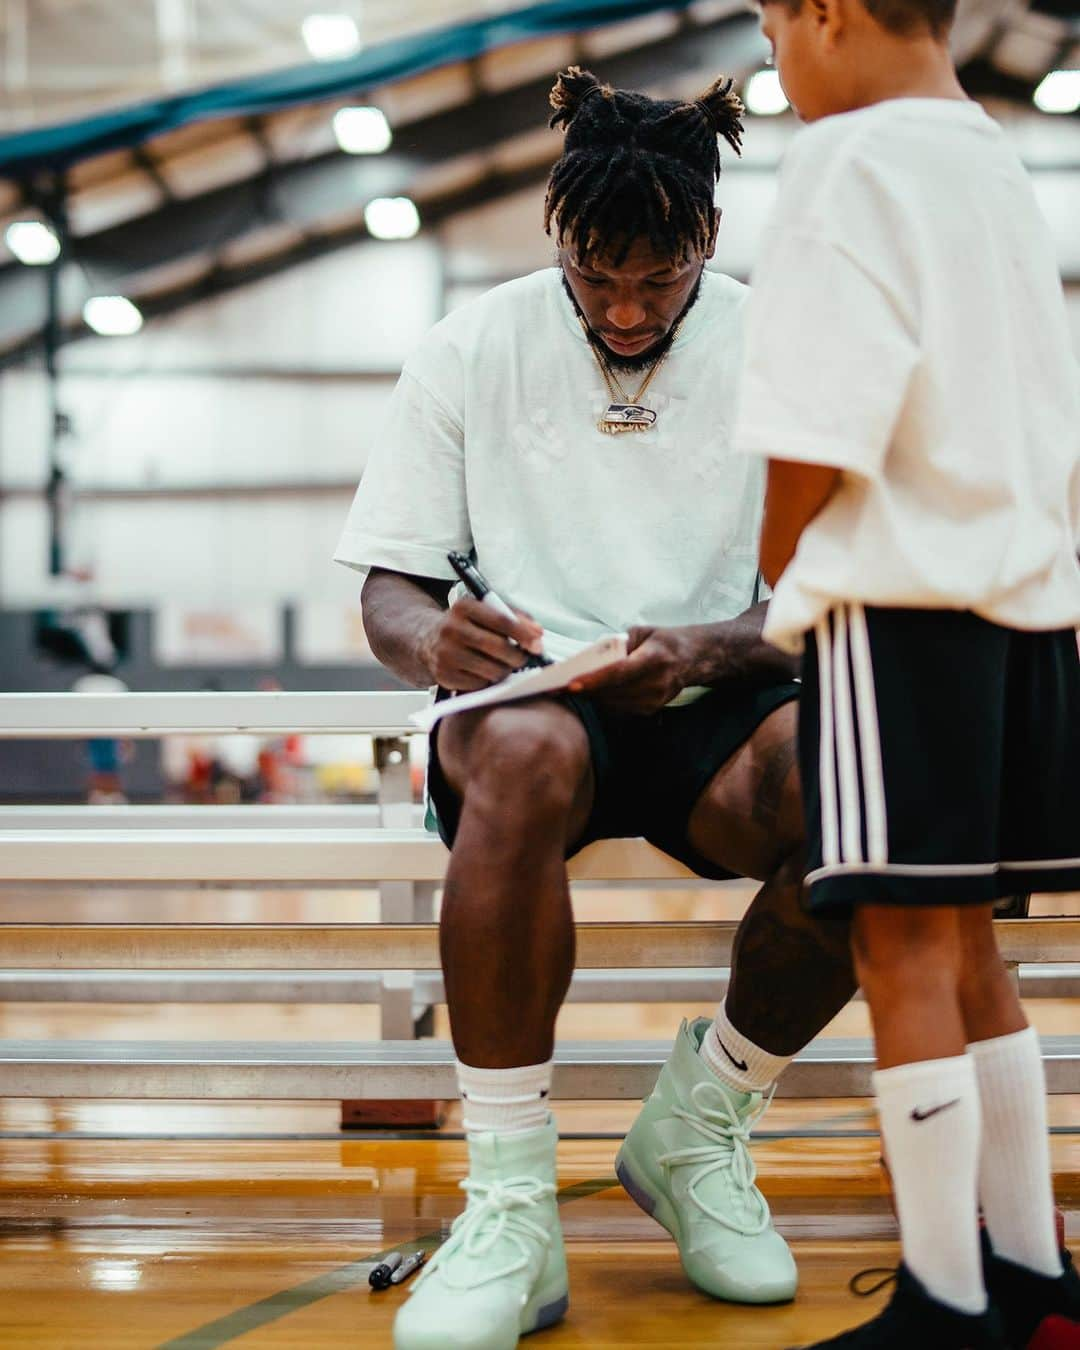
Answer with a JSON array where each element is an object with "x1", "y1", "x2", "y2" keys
[{"x1": 155, "y1": 1174, "x2": 618, "y2": 1349}]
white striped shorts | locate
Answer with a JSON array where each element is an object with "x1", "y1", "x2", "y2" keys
[{"x1": 798, "y1": 605, "x2": 1080, "y2": 915}]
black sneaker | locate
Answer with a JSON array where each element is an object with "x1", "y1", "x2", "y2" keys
[
  {"x1": 790, "y1": 1263, "x2": 1009, "y2": 1348},
  {"x1": 982, "y1": 1234, "x2": 1080, "y2": 1349}
]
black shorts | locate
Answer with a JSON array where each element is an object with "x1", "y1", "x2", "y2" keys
[
  {"x1": 428, "y1": 680, "x2": 800, "y2": 880},
  {"x1": 799, "y1": 604, "x2": 1080, "y2": 917}
]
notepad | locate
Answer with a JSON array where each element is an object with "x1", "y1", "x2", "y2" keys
[{"x1": 410, "y1": 634, "x2": 629, "y2": 732}]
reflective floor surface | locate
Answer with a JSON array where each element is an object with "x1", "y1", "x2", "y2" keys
[
  {"x1": 0, "y1": 887, "x2": 1073, "y2": 1346},
  {"x1": 0, "y1": 1093, "x2": 1075, "y2": 1348}
]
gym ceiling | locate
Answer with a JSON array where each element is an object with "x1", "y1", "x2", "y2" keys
[{"x1": 0, "y1": 0, "x2": 1076, "y2": 364}]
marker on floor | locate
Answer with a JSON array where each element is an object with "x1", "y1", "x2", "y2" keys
[
  {"x1": 368, "y1": 1252, "x2": 403, "y2": 1290},
  {"x1": 390, "y1": 1252, "x2": 426, "y2": 1286}
]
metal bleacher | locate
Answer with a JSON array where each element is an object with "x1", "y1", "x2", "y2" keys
[{"x1": 0, "y1": 690, "x2": 1076, "y2": 1103}]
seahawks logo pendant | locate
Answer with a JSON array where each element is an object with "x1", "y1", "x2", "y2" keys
[{"x1": 598, "y1": 402, "x2": 657, "y2": 434}]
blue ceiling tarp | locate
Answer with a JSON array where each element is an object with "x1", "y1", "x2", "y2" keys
[{"x1": 0, "y1": 0, "x2": 703, "y2": 177}]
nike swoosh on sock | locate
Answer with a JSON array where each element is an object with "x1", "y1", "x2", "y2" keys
[
  {"x1": 718, "y1": 1039, "x2": 749, "y2": 1072},
  {"x1": 910, "y1": 1099, "x2": 961, "y2": 1123}
]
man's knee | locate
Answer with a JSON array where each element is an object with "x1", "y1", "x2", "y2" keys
[
  {"x1": 687, "y1": 703, "x2": 805, "y2": 879},
  {"x1": 690, "y1": 760, "x2": 804, "y2": 880},
  {"x1": 764, "y1": 774, "x2": 806, "y2": 864},
  {"x1": 446, "y1": 704, "x2": 590, "y2": 819},
  {"x1": 732, "y1": 853, "x2": 854, "y2": 978}
]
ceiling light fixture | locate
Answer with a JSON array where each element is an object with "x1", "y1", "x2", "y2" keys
[
  {"x1": 333, "y1": 106, "x2": 392, "y2": 154},
  {"x1": 1033, "y1": 70, "x2": 1080, "y2": 115},
  {"x1": 302, "y1": 14, "x2": 361, "y2": 61},
  {"x1": 83, "y1": 296, "x2": 144, "y2": 337},
  {"x1": 364, "y1": 197, "x2": 420, "y2": 240},
  {"x1": 744, "y1": 69, "x2": 789, "y2": 116},
  {"x1": 5, "y1": 219, "x2": 61, "y2": 265}
]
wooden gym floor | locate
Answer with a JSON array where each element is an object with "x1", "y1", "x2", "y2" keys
[{"x1": 0, "y1": 886, "x2": 1074, "y2": 1348}]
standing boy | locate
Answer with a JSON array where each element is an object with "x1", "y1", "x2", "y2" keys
[{"x1": 735, "y1": 0, "x2": 1080, "y2": 1344}]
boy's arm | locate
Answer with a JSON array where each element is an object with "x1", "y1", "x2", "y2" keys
[
  {"x1": 760, "y1": 459, "x2": 842, "y2": 588},
  {"x1": 736, "y1": 231, "x2": 920, "y2": 595}
]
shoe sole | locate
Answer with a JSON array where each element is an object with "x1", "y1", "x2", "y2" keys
[
  {"x1": 526, "y1": 1290, "x2": 569, "y2": 1333},
  {"x1": 394, "y1": 1284, "x2": 568, "y2": 1349},
  {"x1": 616, "y1": 1148, "x2": 685, "y2": 1249},
  {"x1": 616, "y1": 1145, "x2": 796, "y2": 1306},
  {"x1": 524, "y1": 1291, "x2": 569, "y2": 1335}
]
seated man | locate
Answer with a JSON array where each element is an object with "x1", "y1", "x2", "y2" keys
[{"x1": 336, "y1": 67, "x2": 856, "y2": 1350}]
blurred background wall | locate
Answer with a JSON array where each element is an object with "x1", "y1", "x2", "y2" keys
[{"x1": 0, "y1": 0, "x2": 1076, "y2": 797}]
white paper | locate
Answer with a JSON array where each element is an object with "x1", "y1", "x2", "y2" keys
[{"x1": 410, "y1": 635, "x2": 629, "y2": 731}]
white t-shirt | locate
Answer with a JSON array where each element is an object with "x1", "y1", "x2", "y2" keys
[
  {"x1": 734, "y1": 98, "x2": 1080, "y2": 653},
  {"x1": 336, "y1": 267, "x2": 764, "y2": 668}
]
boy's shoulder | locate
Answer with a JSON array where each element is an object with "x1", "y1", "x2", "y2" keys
[
  {"x1": 784, "y1": 99, "x2": 997, "y2": 180},
  {"x1": 775, "y1": 100, "x2": 999, "y2": 237}
]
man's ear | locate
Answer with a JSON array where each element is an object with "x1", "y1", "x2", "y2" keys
[{"x1": 705, "y1": 207, "x2": 721, "y2": 260}]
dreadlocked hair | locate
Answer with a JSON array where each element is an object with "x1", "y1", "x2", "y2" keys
[{"x1": 544, "y1": 66, "x2": 743, "y2": 266}]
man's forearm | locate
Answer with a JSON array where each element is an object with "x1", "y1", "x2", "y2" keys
[
  {"x1": 682, "y1": 603, "x2": 799, "y2": 685},
  {"x1": 361, "y1": 568, "x2": 449, "y2": 688}
]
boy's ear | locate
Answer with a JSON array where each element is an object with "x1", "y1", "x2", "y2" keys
[{"x1": 807, "y1": 0, "x2": 848, "y2": 42}]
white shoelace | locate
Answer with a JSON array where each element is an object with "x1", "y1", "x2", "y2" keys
[
  {"x1": 415, "y1": 1175, "x2": 556, "y2": 1291},
  {"x1": 655, "y1": 1078, "x2": 774, "y2": 1236}
]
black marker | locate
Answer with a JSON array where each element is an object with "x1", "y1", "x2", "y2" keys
[
  {"x1": 447, "y1": 551, "x2": 552, "y2": 667},
  {"x1": 369, "y1": 1251, "x2": 403, "y2": 1290}
]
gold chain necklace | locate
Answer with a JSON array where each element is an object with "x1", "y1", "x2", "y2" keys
[{"x1": 581, "y1": 316, "x2": 682, "y2": 435}]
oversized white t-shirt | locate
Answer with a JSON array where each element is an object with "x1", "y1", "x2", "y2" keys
[
  {"x1": 336, "y1": 267, "x2": 764, "y2": 666},
  {"x1": 734, "y1": 98, "x2": 1080, "y2": 653}
]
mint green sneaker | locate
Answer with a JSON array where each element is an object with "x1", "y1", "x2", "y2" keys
[
  {"x1": 393, "y1": 1118, "x2": 568, "y2": 1350},
  {"x1": 615, "y1": 1017, "x2": 797, "y2": 1304}
]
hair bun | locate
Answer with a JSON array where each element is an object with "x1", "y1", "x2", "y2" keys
[
  {"x1": 549, "y1": 66, "x2": 610, "y2": 131},
  {"x1": 693, "y1": 75, "x2": 745, "y2": 157}
]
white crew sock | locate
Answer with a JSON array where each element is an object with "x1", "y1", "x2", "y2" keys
[
  {"x1": 699, "y1": 1001, "x2": 793, "y2": 1094},
  {"x1": 874, "y1": 1054, "x2": 987, "y2": 1314},
  {"x1": 970, "y1": 1026, "x2": 1063, "y2": 1277},
  {"x1": 456, "y1": 1059, "x2": 552, "y2": 1135}
]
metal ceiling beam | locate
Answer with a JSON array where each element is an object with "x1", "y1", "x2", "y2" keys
[
  {"x1": 0, "y1": 7, "x2": 1074, "y2": 363},
  {"x1": 0, "y1": 159, "x2": 559, "y2": 368},
  {"x1": 0, "y1": 10, "x2": 764, "y2": 360}
]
